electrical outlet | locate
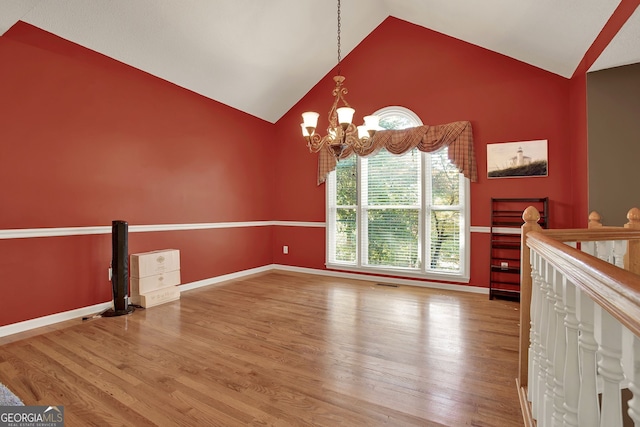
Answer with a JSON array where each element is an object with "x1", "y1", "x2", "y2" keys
[
  {"x1": 283, "y1": 245, "x2": 289, "y2": 254},
  {"x1": 501, "y1": 262, "x2": 509, "y2": 270}
]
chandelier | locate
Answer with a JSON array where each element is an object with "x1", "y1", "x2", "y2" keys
[{"x1": 301, "y1": 0, "x2": 380, "y2": 160}]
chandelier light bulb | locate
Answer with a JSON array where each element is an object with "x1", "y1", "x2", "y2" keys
[
  {"x1": 364, "y1": 115, "x2": 380, "y2": 130},
  {"x1": 357, "y1": 125, "x2": 369, "y2": 140},
  {"x1": 336, "y1": 107, "x2": 355, "y2": 128},
  {"x1": 302, "y1": 112, "x2": 319, "y2": 128}
]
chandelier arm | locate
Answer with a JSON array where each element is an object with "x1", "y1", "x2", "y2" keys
[
  {"x1": 343, "y1": 133, "x2": 359, "y2": 152},
  {"x1": 306, "y1": 133, "x2": 324, "y2": 153},
  {"x1": 344, "y1": 124, "x2": 374, "y2": 154}
]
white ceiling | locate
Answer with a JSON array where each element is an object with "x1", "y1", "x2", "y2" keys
[{"x1": 1, "y1": 0, "x2": 639, "y2": 123}]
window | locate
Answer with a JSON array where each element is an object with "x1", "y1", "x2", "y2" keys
[{"x1": 326, "y1": 107, "x2": 470, "y2": 281}]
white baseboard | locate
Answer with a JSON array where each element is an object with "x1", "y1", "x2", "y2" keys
[
  {"x1": 0, "y1": 301, "x2": 113, "y2": 339},
  {"x1": 0, "y1": 264, "x2": 488, "y2": 339},
  {"x1": 178, "y1": 265, "x2": 274, "y2": 292}
]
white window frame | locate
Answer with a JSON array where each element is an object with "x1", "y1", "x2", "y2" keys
[{"x1": 326, "y1": 106, "x2": 470, "y2": 283}]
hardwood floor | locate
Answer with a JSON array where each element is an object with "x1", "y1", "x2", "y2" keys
[{"x1": 0, "y1": 272, "x2": 523, "y2": 426}]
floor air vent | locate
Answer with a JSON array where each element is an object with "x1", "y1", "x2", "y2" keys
[{"x1": 376, "y1": 283, "x2": 399, "y2": 288}]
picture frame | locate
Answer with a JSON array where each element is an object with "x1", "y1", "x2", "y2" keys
[{"x1": 486, "y1": 139, "x2": 548, "y2": 178}]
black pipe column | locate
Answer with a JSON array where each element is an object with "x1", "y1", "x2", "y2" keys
[{"x1": 103, "y1": 220, "x2": 135, "y2": 317}]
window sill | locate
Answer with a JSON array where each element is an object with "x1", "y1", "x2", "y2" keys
[{"x1": 325, "y1": 262, "x2": 470, "y2": 284}]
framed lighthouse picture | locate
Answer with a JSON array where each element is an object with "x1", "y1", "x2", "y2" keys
[{"x1": 486, "y1": 139, "x2": 548, "y2": 178}]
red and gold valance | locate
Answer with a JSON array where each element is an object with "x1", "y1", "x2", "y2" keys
[{"x1": 317, "y1": 120, "x2": 477, "y2": 185}]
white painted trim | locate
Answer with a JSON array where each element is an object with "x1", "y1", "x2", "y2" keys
[
  {"x1": 491, "y1": 227, "x2": 521, "y2": 234},
  {"x1": 0, "y1": 221, "x2": 500, "y2": 240},
  {"x1": 271, "y1": 221, "x2": 325, "y2": 228},
  {"x1": 470, "y1": 226, "x2": 491, "y2": 233},
  {"x1": 0, "y1": 301, "x2": 113, "y2": 338},
  {"x1": 0, "y1": 264, "x2": 488, "y2": 338},
  {"x1": 0, "y1": 226, "x2": 112, "y2": 239},
  {"x1": 470, "y1": 226, "x2": 521, "y2": 234},
  {"x1": 178, "y1": 265, "x2": 274, "y2": 292},
  {"x1": 130, "y1": 222, "x2": 272, "y2": 233},
  {"x1": 0, "y1": 220, "x2": 327, "y2": 240}
]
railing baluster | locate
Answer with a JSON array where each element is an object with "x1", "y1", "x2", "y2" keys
[
  {"x1": 595, "y1": 240, "x2": 614, "y2": 263},
  {"x1": 577, "y1": 287, "x2": 600, "y2": 427},
  {"x1": 544, "y1": 264, "x2": 557, "y2": 426},
  {"x1": 613, "y1": 240, "x2": 626, "y2": 269},
  {"x1": 582, "y1": 241, "x2": 596, "y2": 257},
  {"x1": 552, "y1": 269, "x2": 567, "y2": 426},
  {"x1": 530, "y1": 250, "x2": 541, "y2": 418},
  {"x1": 628, "y1": 334, "x2": 640, "y2": 424},
  {"x1": 536, "y1": 256, "x2": 550, "y2": 423},
  {"x1": 563, "y1": 278, "x2": 579, "y2": 427},
  {"x1": 596, "y1": 306, "x2": 625, "y2": 427}
]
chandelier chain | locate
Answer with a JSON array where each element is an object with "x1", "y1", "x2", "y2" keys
[{"x1": 337, "y1": 0, "x2": 341, "y2": 75}]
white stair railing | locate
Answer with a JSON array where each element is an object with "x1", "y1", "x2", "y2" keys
[{"x1": 517, "y1": 207, "x2": 640, "y2": 427}]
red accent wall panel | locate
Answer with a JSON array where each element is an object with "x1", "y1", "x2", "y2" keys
[
  {"x1": 0, "y1": 23, "x2": 274, "y2": 326},
  {"x1": 0, "y1": 235, "x2": 112, "y2": 325},
  {"x1": 273, "y1": 17, "x2": 577, "y2": 287},
  {"x1": 127, "y1": 228, "x2": 273, "y2": 284},
  {"x1": 1, "y1": 28, "x2": 274, "y2": 227},
  {"x1": 272, "y1": 226, "x2": 326, "y2": 269},
  {"x1": 0, "y1": 228, "x2": 272, "y2": 326},
  {"x1": 572, "y1": 0, "x2": 640, "y2": 78},
  {"x1": 569, "y1": 74, "x2": 589, "y2": 227},
  {"x1": 129, "y1": 226, "x2": 273, "y2": 283}
]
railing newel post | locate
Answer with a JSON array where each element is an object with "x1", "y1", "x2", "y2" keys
[
  {"x1": 520, "y1": 206, "x2": 543, "y2": 391},
  {"x1": 624, "y1": 207, "x2": 640, "y2": 275},
  {"x1": 588, "y1": 211, "x2": 603, "y2": 228}
]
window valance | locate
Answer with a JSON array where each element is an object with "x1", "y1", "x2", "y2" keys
[{"x1": 317, "y1": 120, "x2": 477, "y2": 185}]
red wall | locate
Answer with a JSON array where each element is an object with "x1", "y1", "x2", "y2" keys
[
  {"x1": 272, "y1": 17, "x2": 579, "y2": 288},
  {"x1": 0, "y1": 23, "x2": 274, "y2": 326},
  {"x1": 1, "y1": 15, "x2": 605, "y2": 327},
  {"x1": 569, "y1": 74, "x2": 589, "y2": 227}
]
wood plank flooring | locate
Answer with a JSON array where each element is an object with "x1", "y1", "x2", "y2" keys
[{"x1": 0, "y1": 272, "x2": 523, "y2": 426}]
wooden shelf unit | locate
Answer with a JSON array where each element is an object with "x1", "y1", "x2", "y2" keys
[{"x1": 490, "y1": 197, "x2": 548, "y2": 300}]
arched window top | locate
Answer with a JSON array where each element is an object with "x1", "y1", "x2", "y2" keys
[
  {"x1": 373, "y1": 106, "x2": 423, "y2": 130},
  {"x1": 325, "y1": 105, "x2": 470, "y2": 281}
]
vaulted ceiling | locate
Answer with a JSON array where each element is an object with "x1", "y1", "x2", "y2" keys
[{"x1": 1, "y1": 1, "x2": 639, "y2": 123}]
